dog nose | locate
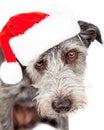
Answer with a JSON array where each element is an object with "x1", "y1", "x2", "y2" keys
[{"x1": 52, "y1": 98, "x2": 72, "y2": 113}]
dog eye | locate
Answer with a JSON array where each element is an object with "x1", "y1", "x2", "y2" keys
[
  {"x1": 35, "y1": 60, "x2": 47, "y2": 72},
  {"x1": 65, "y1": 49, "x2": 78, "y2": 64}
]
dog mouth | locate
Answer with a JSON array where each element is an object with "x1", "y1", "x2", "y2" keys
[
  {"x1": 12, "y1": 103, "x2": 70, "y2": 130},
  {"x1": 13, "y1": 97, "x2": 86, "y2": 129}
]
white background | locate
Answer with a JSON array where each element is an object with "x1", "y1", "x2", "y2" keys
[{"x1": 0, "y1": 0, "x2": 104, "y2": 130}]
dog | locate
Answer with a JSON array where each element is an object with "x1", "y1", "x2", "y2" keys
[{"x1": 0, "y1": 20, "x2": 102, "y2": 130}]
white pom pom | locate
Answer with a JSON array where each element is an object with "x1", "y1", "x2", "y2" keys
[{"x1": 0, "y1": 61, "x2": 23, "y2": 84}]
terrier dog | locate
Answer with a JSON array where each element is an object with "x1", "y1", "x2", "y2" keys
[{"x1": 0, "y1": 21, "x2": 102, "y2": 130}]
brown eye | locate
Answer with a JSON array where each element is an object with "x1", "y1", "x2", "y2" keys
[
  {"x1": 65, "y1": 49, "x2": 78, "y2": 64},
  {"x1": 68, "y1": 50, "x2": 76, "y2": 58},
  {"x1": 35, "y1": 60, "x2": 47, "y2": 72}
]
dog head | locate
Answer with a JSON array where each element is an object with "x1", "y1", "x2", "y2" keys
[{"x1": 26, "y1": 21, "x2": 102, "y2": 117}]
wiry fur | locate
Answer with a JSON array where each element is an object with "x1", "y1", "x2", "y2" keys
[
  {"x1": 0, "y1": 20, "x2": 102, "y2": 130},
  {"x1": 0, "y1": 76, "x2": 36, "y2": 130},
  {"x1": 26, "y1": 36, "x2": 87, "y2": 117}
]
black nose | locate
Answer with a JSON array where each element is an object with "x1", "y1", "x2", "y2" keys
[{"x1": 52, "y1": 98, "x2": 72, "y2": 113}]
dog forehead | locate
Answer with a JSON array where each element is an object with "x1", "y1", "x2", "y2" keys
[
  {"x1": 36, "y1": 36, "x2": 86, "y2": 75},
  {"x1": 26, "y1": 35, "x2": 87, "y2": 82},
  {"x1": 43, "y1": 36, "x2": 87, "y2": 59},
  {"x1": 60, "y1": 36, "x2": 87, "y2": 52}
]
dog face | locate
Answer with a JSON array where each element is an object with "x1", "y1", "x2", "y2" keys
[{"x1": 26, "y1": 21, "x2": 102, "y2": 117}]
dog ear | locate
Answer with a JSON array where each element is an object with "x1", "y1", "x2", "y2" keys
[{"x1": 78, "y1": 20, "x2": 103, "y2": 47}]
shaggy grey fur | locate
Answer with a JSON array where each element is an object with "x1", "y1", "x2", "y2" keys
[
  {"x1": 27, "y1": 36, "x2": 87, "y2": 116},
  {"x1": 0, "y1": 21, "x2": 102, "y2": 130}
]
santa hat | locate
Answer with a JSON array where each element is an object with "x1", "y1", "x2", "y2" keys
[{"x1": 0, "y1": 0, "x2": 80, "y2": 84}]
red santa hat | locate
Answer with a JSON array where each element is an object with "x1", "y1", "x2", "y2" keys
[{"x1": 0, "y1": 0, "x2": 80, "y2": 84}]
